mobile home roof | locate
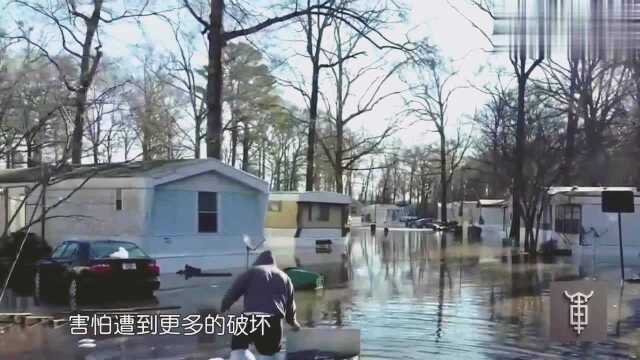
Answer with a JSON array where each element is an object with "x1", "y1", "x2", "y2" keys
[{"x1": 269, "y1": 191, "x2": 352, "y2": 204}]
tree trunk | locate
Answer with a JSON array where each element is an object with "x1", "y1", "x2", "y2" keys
[
  {"x1": 335, "y1": 166, "x2": 344, "y2": 194},
  {"x1": 491, "y1": 132, "x2": 499, "y2": 197},
  {"x1": 142, "y1": 124, "x2": 151, "y2": 161},
  {"x1": 333, "y1": 31, "x2": 346, "y2": 194},
  {"x1": 261, "y1": 138, "x2": 266, "y2": 179},
  {"x1": 93, "y1": 116, "x2": 101, "y2": 164},
  {"x1": 635, "y1": 63, "x2": 640, "y2": 184},
  {"x1": 305, "y1": 63, "x2": 319, "y2": 191},
  {"x1": 71, "y1": 1, "x2": 103, "y2": 164},
  {"x1": 290, "y1": 145, "x2": 299, "y2": 190},
  {"x1": 511, "y1": 76, "x2": 527, "y2": 246},
  {"x1": 563, "y1": 60, "x2": 579, "y2": 185},
  {"x1": 93, "y1": 142, "x2": 99, "y2": 164},
  {"x1": 26, "y1": 140, "x2": 34, "y2": 168},
  {"x1": 71, "y1": 88, "x2": 89, "y2": 164},
  {"x1": 408, "y1": 165, "x2": 415, "y2": 204},
  {"x1": 583, "y1": 107, "x2": 602, "y2": 186},
  {"x1": 242, "y1": 121, "x2": 250, "y2": 171},
  {"x1": 230, "y1": 117, "x2": 238, "y2": 167},
  {"x1": 206, "y1": 0, "x2": 225, "y2": 159},
  {"x1": 195, "y1": 117, "x2": 202, "y2": 159},
  {"x1": 440, "y1": 132, "x2": 447, "y2": 223}
]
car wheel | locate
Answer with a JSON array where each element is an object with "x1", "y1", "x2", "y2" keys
[{"x1": 141, "y1": 288, "x2": 155, "y2": 299}]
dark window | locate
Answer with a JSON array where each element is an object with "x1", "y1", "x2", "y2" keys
[
  {"x1": 311, "y1": 204, "x2": 331, "y2": 222},
  {"x1": 555, "y1": 204, "x2": 581, "y2": 234},
  {"x1": 115, "y1": 189, "x2": 123, "y2": 211},
  {"x1": 542, "y1": 206, "x2": 552, "y2": 230},
  {"x1": 51, "y1": 244, "x2": 68, "y2": 259},
  {"x1": 268, "y1": 201, "x2": 282, "y2": 212},
  {"x1": 319, "y1": 205, "x2": 330, "y2": 221},
  {"x1": 198, "y1": 192, "x2": 218, "y2": 233},
  {"x1": 60, "y1": 243, "x2": 79, "y2": 259}
]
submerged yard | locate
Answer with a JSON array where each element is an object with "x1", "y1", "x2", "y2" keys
[{"x1": 1, "y1": 228, "x2": 640, "y2": 359}]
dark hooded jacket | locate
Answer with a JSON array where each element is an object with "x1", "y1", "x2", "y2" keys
[{"x1": 220, "y1": 250, "x2": 297, "y2": 325}]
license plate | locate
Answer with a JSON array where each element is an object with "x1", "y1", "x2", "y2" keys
[{"x1": 122, "y1": 263, "x2": 137, "y2": 270}]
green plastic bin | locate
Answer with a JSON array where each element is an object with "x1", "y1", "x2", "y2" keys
[{"x1": 285, "y1": 267, "x2": 324, "y2": 290}]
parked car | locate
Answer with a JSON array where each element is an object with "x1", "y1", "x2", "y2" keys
[
  {"x1": 34, "y1": 240, "x2": 160, "y2": 303},
  {"x1": 409, "y1": 218, "x2": 435, "y2": 229},
  {"x1": 400, "y1": 216, "x2": 418, "y2": 226},
  {"x1": 424, "y1": 222, "x2": 445, "y2": 231}
]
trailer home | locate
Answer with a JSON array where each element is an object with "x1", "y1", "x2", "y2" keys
[
  {"x1": 264, "y1": 192, "x2": 351, "y2": 269},
  {"x1": 0, "y1": 160, "x2": 269, "y2": 274},
  {"x1": 546, "y1": 187, "x2": 640, "y2": 270}
]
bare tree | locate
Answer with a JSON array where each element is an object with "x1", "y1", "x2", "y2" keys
[
  {"x1": 318, "y1": 20, "x2": 404, "y2": 193},
  {"x1": 472, "y1": 71, "x2": 515, "y2": 197},
  {"x1": 182, "y1": 0, "x2": 411, "y2": 165},
  {"x1": 462, "y1": 0, "x2": 544, "y2": 244},
  {"x1": 84, "y1": 68, "x2": 129, "y2": 164},
  {"x1": 128, "y1": 48, "x2": 184, "y2": 161},
  {"x1": 7, "y1": 0, "x2": 171, "y2": 164},
  {"x1": 164, "y1": 20, "x2": 207, "y2": 159},
  {"x1": 538, "y1": 58, "x2": 630, "y2": 186},
  {"x1": 405, "y1": 51, "x2": 471, "y2": 222}
]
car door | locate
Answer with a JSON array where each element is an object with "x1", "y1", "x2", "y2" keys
[
  {"x1": 39, "y1": 243, "x2": 67, "y2": 286},
  {"x1": 50, "y1": 243, "x2": 79, "y2": 288}
]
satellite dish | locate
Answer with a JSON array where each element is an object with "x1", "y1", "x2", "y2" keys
[{"x1": 243, "y1": 234, "x2": 265, "y2": 251}]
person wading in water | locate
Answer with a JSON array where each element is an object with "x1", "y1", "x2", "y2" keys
[{"x1": 221, "y1": 250, "x2": 301, "y2": 360}]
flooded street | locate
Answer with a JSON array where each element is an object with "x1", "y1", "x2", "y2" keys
[
  {"x1": 335, "y1": 229, "x2": 640, "y2": 359},
  {"x1": 2, "y1": 228, "x2": 640, "y2": 359}
]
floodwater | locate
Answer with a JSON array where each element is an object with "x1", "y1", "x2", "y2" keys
[{"x1": 2, "y1": 228, "x2": 640, "y2": 359}]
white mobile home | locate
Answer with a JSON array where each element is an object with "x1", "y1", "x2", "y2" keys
[
  {"x1": 476, "y1": 199, "x2": 508, "y2": 227},
  {"x1": 440, "y1": 201, "x2": 479, "y2": 224},
  {"x1": 0, "y1": 160, "x2": 269, "y2": 274},
  {"x1": 475, "y1": 199, "x2": 508, "y2": 242},
  {"x1": 349, "y1": 200, "x2": 364, "y2": 227},
  {"x1": 361, "y1": 204, "x2": 411, "y2": 227},
  {"x1": 546, "y1": 187, "x2": 640, "y2": 269}
]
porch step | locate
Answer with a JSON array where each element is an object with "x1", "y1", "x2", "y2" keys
[
  {"x1": 25, "y1": 315, "x2": 54, "y2": 326},
  {"x1": 0, "y1": 313, "x2": 68, "y2": 328},
  {"x1": 0, "y1": 312, "x2": 32, "y2": 323}
]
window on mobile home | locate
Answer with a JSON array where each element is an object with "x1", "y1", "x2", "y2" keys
[
  {"x1": 555, "y1": 204, "x2": 581, "y2": 234},
  {"x1": 268, "y1": 201, "x2": 282, "y2": 212},
  {"x1": 115, "y1": 189, "x2": 123, "y2": 211},
  {"x1": 309, "y1": 204, "x2": 330, "y2": 222},
  {"x1": 198, "y1": 192, "x2": 218, "y2": 233}
]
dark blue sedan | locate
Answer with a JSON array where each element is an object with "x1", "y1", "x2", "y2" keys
[{"x1": 34, "y1": 240, "x2": 160, "y2": 304}]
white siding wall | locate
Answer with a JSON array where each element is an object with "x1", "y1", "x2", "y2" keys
[
  {"x1": 27, "y1": 186, "x2": 150, "y2": 247},
  {"x1": 0, "y1": 187, "x2": 27, "y2": 236}
]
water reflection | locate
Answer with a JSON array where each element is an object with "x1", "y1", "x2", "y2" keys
[{"x1": 295, "y1": 228, "x2": 639, "y2": 359}]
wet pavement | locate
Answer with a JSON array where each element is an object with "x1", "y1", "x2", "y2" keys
[{"x1": 2, "y1": 228, "x2": 640, "y2": 359}]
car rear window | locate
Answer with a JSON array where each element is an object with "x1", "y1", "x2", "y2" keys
[{"x1": 90, "y1": 242, "x2": 149, "y2": 259}]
